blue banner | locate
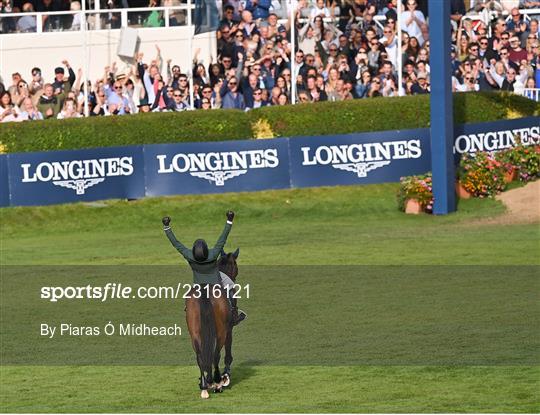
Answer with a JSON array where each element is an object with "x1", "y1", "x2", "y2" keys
[
  {"x1": 454, "y1": 116, "x2": 540, "y2": 155},
  {"x1": 288, "y1": 129, "x2": 432, "y2": 188},
  {"x1": 0, "y1": 155, "x2": 10, "y2": 207},
  {"x1": 1, "y1": 117, "x2": 538, "y2": 207},
  {"x1": 144, "y1": 139, "x2": 291, "y2": 197},
  {"x1": 8, "y1": 146, "x2": 145, "y2": 206}
]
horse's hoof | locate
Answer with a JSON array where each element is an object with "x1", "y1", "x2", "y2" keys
[
  {"x1": 222, "y1": 374, "x2": 230, "y2": 387},
  {"x1": 214, "y1": 386, "x2": 223, "y2": 393},
  {"x1": 200, "y1": 390, "x2": 209, "y2": 399}
]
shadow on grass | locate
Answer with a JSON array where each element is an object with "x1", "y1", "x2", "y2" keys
[{"x1": 229, "y1": 360, "x2": 264, "y2": 388}]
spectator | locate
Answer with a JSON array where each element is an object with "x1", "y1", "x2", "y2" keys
[
  {"x1": 57, "y1": 97, "x2": 81, "y2": 119},
  {"x1": 19, "y1": 96, "x2": 43, "y2": 120},
  {"x1": 52, "y1": 61, "x2": 75, "y2": 93},
  {"x1": 509, "y1": 35, "x2": 528, "y2": 64},
  {"x1": 221, "y1": 76, "x2": 245, "y2": 109},
  {"x1": 28, "y1": 67, "x2": 44, "y2": 102},
  {"x1": 401, "y1": 0, "x2": 426, "y2": 44},
  {"x1": 168, "y1": 88, "x2": 190, "y2": 111},
  {"x1": 246, "y1": 87, "x2": 269, "y2": 110},
  {"x1": 37, "y1": 83, "x2": 65, "y2": 119},
  {"x1": 106, "y1": 81, "x2": 131, "y2": 115},
  {"x1": 411, "y1": 72, "x2": 430, "y2": 94},
  {"x1": 0, "y1": 91, "x2": 23, "y2": 122},
  {"x1": 506, "y1": 7, "x2": 528, "y2": 34},
  {"x1": 17, "y1": 2, "x2": 36, "y2": 32},
  {"x1": 245, "y1": 0, "x2": 271, "y2": 20}
]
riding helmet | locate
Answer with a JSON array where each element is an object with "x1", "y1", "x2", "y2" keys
[{"x1": 192, "y1": 239, "x2": 209, "y2": 261}]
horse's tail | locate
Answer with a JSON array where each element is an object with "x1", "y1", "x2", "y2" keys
[{"x1": 199, "y1": 284, "x2": 216, "y2": 379}]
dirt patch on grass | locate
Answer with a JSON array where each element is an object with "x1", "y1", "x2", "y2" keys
[{"x1": 480, "y1": 180, "x2": 540, "y2": 225}]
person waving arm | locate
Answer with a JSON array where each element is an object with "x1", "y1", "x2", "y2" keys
[
  {"x1": 162, "y1": 216, "x2": 193, "y2": 260},
  {"x1": 208, "y1": 211, "x2": 235, "y2": 261}
]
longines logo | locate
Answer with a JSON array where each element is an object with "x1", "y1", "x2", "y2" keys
[
  {"x1": 301, "y1": 139, "x2": 422, "y2": 177},
  {"x1": 156, "y1": 149, "x2": 279, "y2": 186},
  {"x1": 21, "y1": 157, "x2": 134, "y2": 195},
  {"x1": 454, "y1": 126, "x2": 539, "y2": 154}
]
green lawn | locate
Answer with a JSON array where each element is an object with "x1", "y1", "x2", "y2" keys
[{"x1": 1, "y1": 184, "x2": 539, "y2": 412}]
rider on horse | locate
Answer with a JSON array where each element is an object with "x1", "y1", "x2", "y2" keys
[{"x1": 162, "y1": 211, "x2": 246, "y2": 326}]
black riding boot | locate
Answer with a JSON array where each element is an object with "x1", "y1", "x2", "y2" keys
[{"x1": 230, "y1": 297, "x2": 246, "y2": 326}]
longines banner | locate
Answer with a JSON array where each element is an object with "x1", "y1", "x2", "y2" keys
[
  {"x1": 7, "y1": 146, "x2": 145, "y2": 206},
  {"x1": 0, "y1": 117, "x2": 538, "y2": 207},
  {"x1": 144, "y1": 138, "x2": 291, "y2": 196},
  {"x1": 289, "y1": 128, "x2": 431, "y2": 188}
]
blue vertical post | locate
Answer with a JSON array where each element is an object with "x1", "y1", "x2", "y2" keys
[{"x1": 429, "y1": 0, "x2": 456, "y2": 214}]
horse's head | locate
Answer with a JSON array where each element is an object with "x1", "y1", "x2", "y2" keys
[{"x1": 218, "y1": 248, "x2": 239, "y2": 282}]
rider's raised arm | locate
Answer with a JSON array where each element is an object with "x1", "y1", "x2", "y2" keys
[
  {"x1": 208, "y1": 211, "x2": 234, "y2": 260},
  {"x1": 162, "y1": 217, "x2": 193, "y2": 260}
]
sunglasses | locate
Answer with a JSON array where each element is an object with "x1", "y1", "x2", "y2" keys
[
  {"x1": 253, "y1": 92, "x2": 262, "y2": 95},
  {"x1": 179, "y1": 79, "x2": 188, "y2": 82},
  {"x1": 174, "y1": 94, "x2": 182, "y2": 97},
  {"x1": 229, "y1": 82, "x2": 237, "y2": 85},
  {"x1": 114, "y1": 86, "x2": 122, "y2": 90},
  {"x1": 253, "y1": 67, "x2": 261, "y2": 70},
  {"x1": 330, "y1": 48, "x2": 337, "y2": 51},
  {"x1": 202, "y1": 90, "x2": 212, "y2": 93}
]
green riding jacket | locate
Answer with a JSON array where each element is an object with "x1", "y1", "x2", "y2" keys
[{"x1": 164, "y1": 222, "x2": 232, "y2": 284}]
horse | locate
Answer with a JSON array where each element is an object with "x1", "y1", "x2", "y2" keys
[{"x1": 185, "y1": 248, "x2": 240, "y2": 399}]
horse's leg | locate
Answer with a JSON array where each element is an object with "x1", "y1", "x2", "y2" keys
[
  {"x1": 222, "y1": 327, "x2": 233, "y2": 387},
  {"x1": 186, "y1": 295, "x2": 210, "y2": 399},
  {"x1": 212, "y1": 295, "x2": 229, "y2": 391}
]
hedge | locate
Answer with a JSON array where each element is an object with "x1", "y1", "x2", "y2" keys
[{"x1": 0, "y1": 92, "x2": 537, "y2": 153}]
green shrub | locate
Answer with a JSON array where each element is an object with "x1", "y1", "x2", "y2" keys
[{"x1": 0, "y1": 92, "x2": 537, "y2": 153}]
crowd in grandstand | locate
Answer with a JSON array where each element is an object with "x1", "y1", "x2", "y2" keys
[{"x1": 0, "y1": 0, "x2": 539, "y2": 122}]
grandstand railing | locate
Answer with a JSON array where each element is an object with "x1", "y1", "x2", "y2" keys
[
  {"x1": 0, "y1": 4, "x2": 193, "y2": 34},
  {"x1": 520, "y1": 88, "x2": 540, "y2": 102}
]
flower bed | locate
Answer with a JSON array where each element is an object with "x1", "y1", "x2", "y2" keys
[
  {"x1": 458, "y1": 152, "x2": 507, "y2": 198},
  {"x1": 495, "y1": 144, "x2": 540, "y2": 183},
  {"x1": 397, "y1": 173, "x2": 434, "y2": 214}
]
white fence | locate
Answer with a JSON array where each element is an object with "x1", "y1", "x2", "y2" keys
[
  {"x1": 0, "y1": 5, "x2": 193, "y2": 34},
  {"x1": 520, "y1": 88, "x2": 540, "y2": 102}
]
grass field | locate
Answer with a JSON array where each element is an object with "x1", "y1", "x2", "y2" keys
[{"x1": 1, "y1": 183, "x2": 539, "y2": 412}]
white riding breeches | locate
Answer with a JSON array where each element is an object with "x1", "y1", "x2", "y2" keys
[{"x1": 219, "y1": 272, "x2": 235, "y2": 289}]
